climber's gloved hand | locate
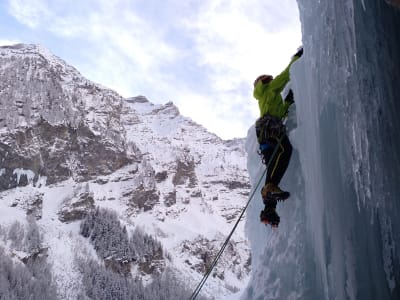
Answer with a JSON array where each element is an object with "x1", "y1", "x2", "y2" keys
[
  {"x1": 284, "y1": 89, "x2": 294, "y2": 105},
  {"x1": 294, "y1": 46, "x2": 303, "y2": 58}
]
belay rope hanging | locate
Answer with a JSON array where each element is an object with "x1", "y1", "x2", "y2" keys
[{"x1": 189, "y1": 135, "x2": 285, "y2": 300}]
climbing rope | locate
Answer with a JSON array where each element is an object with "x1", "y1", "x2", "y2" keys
[{"x1": 189, "y1": 135, "x2": 285, "y2": 300}]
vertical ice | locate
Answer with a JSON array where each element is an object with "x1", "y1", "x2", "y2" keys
[{"x1": 242, "y1": 1, "x2": 400, "y2": 299}]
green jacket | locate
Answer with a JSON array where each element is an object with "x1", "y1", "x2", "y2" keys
[{"x1": 253, "y1": 56, "x2": 299, "y2": 118}]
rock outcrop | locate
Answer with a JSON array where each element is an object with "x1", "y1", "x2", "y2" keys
[{"x1": 0, "y1": 44, "x2": 133, "y2": 190}]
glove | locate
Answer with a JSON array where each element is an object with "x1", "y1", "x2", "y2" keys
[
  {"x1": 284, "y1": 89, "x2": 294, "y2": 105},
  {"x1": 294, "y1": 46, "x2": 303, "y2": 58}
]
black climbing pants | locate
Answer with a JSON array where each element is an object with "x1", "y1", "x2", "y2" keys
[{"x1": 261, "y1": 134, "x2": 292, "y2": 186}]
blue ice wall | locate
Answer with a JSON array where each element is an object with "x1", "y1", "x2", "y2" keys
[{"x1": 243, "y1": 1, "x2": 400, "y2": 299}]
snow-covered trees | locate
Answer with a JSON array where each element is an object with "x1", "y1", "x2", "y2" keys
[
  {"x1": 0, "y1": 220, "x2": 57, "y2": 300},
  {"x1": 78, "y1": 259, "x2": 201, "y2": 300},
  {"x1": 7, "y1": 221, "x2": 24, "y2": 249},
  {"x1": 80, "y1": 207, "x2": 164, "y2": 271},
  {"x1": 24, "y1": 216, "x2": 42, "y2": 253},
  {"x1": 78, "y1": 207, "x2": 199, "y2": 299},
  {"x1": 78, "y1": 258, "x2": 142, "y2": 300},
  {"x1": 80, "y1": 207, "x2": 133, "y2": 262}
]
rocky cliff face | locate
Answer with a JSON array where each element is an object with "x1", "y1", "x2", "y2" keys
[
  {"x1": 0, "y1": 44, "x2": 251, "y2": 299},
  {"x1": 0, "y1": 44, "x2": 132, "y2": 190}
]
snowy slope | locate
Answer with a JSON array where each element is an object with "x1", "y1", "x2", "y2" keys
[
  {"x1": 242, "y1": 1, "x2": 400, "y2": 299},
  {"x1": 0, "y1": 44, "x2": 251, "y2": 299},
  {"x1": 121, "y1": 96, "x2": 251, "y2": 296}
]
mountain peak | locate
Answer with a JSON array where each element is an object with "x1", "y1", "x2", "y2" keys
[
  {"x1": 125, "y1": 96, "x2": 150, "y2": 104},
  {"x1": 0, "y1": 43, "x2": 130, "y2": 189},
  {"x1": 0, "y1": 43, "x2": 123, "y2": 132},
  {"x1": 0, "y1": 43, "x2": 71, "y2": 70}
]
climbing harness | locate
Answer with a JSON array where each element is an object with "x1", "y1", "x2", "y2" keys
[
  {"x1": 255, "y1": 113, "x2": 286, "y2": 146},
  {"x1": 255, "y1": 113, "x2": 287, "y2": 167},
  {"x1": 189, "y1": 134, "x2": 285, "y2": 300}
]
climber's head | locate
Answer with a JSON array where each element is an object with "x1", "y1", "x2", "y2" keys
[{"x1": 254, "y1": 74, "x2": 273, "y2": 87}]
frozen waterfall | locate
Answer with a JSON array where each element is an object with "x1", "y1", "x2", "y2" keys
[{"x1": 242, "y1": 1, "x2": 400, "y2": 299}]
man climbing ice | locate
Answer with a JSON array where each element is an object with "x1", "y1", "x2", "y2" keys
[{"x1": 253, "y1": 47, "x2": 303, "y2": 228}]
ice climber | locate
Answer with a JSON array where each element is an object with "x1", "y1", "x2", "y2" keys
[{"x1": 253, "y1": 47, "x2": 303, "y2": 228}]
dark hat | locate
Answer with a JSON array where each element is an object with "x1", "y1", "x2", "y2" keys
[{"x1": 254, "y1": 74, "x2": 273, "y2": 87}]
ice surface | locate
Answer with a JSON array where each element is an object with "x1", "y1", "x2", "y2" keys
[{"x1": 242, "y1": 0, "x2": 400, "y2": 299}]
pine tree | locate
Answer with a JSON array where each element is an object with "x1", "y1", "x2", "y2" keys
[
  {"x1": 0, "y1": 247, "x2": 58, "y2": 300},
  {"x1": 23, "y1": 216, "x2": 41, "y2": 254},
  {"x1": 7, "y1": 221, "x2": 24, "y2": 250}
]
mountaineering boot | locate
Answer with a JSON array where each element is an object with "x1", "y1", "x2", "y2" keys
[
  {"x1": 261, "y1": 183, "x2": 290, "y2": 202},
  {"x1": 260, "y1": 197, "x2": 279, "y2": 228},
  {"x1": 260, "y1": 204, "x2": 280, "y2": 228}
]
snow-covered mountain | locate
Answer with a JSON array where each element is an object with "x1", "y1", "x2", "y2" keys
[
  {"x1": 242, "y1": 0, "x2": 400, "y2": 299},
  {"x1": 0, "y1": 44, "x2": 251, "y2": 299}
]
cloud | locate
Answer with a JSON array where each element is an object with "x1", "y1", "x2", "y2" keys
[
  {"x1": 8, "y1": 0, "x2": 51, "y2": 28},
  {"x1": 177, "y1": 0, "x2": 301, "y2": 137},
  {"x1": 187, "y1": 0, "x2": 301, "y2": 85},
  {"x1": 6, "y1": 0, "x2": 181, "y2": 92},
  {"x1": 175, "y1": 89, "x2": 259, "y2": 139},
  {"x1": 5, "y1": 0, "x2": 301, "y2": 139}
]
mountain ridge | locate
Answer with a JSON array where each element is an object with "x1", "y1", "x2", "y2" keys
[{"x1": 0, "y1": 43, "x2": 251, "y2": 299}]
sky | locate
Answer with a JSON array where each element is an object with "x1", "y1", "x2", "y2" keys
[{"x1": 0, "y1": 0, "x2": 301, "y2": 139}]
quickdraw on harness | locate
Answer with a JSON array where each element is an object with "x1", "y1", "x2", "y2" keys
[{"x1": 255, "y1": 113, "x2": 286, "y2": 164}]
